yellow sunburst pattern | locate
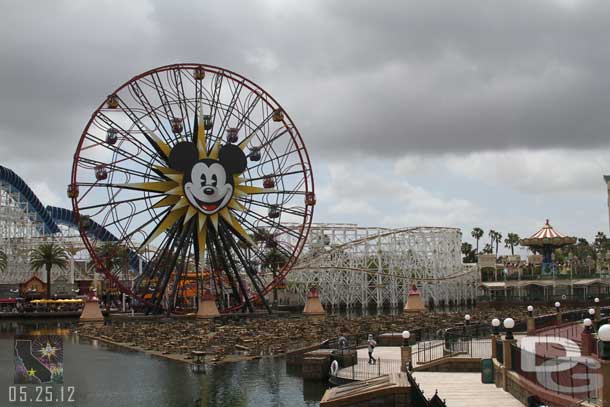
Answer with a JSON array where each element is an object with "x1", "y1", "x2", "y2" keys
[{"x1": 120, "y1": 107, "x2": 273, "y2": 257}]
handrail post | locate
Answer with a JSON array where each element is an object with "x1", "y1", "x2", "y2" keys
[
  {"x1": 502, "y1": 337, "x2": 516, "y2": 391},
  {"x1": 401, "y1": 339, "x2": 412, "y2": 372}
]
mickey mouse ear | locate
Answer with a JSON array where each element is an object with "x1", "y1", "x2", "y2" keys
[
  {"x1": 218, "y1": 144, "x2": 247, "y2": 175},
  {"x1": 168, "y1": 142, "x2": 199, "y2": 172}
]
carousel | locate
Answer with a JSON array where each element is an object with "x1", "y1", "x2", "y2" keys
[{"x1": 520, "y1": 219, "x2": 576, "y2": 276}]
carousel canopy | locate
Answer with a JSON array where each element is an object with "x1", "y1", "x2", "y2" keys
[{"x1": 520, "y1": 219, "x2": 577, "y2": 248}]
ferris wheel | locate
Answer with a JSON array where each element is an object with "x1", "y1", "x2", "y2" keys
[{"x1": 70, "y1": 63, "x2": 315, "y2": 313}]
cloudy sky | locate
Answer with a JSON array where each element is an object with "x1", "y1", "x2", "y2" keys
[{"x1": 2, "y1": 0, "x2": 610, "y2": 254}]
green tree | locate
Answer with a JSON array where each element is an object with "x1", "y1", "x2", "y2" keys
[
  {"x1": 0, "y1": 249, "x2": 7, "y2": 272},
  {"x1": 461, "y1": 242, "x2": 476, "y2": 263},
  {"x1": 96, "y1": 242, "x2": 128, "y2": 273},
  {"x1": 504, "y1": 233, "x2": 521, "y2": 255},
  {"x1": 489, "y1": 230, "x2": 502, "y2": 256},
  {"x1": 594, "y1": 232, "x2": 608, "y2": 255},
  {"x1": 95, "y1": 242, "x2": 129, "y2": 309},
  {"x1": 471, "y1": 227, "x2": 484, "y2": 255},
  {"x1": 30, "y1": 243, "x2": 69, "y2": 299},
  {"x1": 253, "y1": 228, "x2": 288, "y2": 309},
  {"x1": 482, "y1": 243, "x2": 493, "y2": 254}
]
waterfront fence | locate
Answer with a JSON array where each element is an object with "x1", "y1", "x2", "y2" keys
[{"x1": 339, "y1": 357, "x2": 403, "y2": 381}]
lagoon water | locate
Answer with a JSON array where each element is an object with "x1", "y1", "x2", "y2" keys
[{"x1": 0, "y1": 320, "x2": 327, "y2": 407}]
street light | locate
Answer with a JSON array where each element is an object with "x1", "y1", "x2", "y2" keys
[
  {"x1": 598, "y1": 324, "x2": 610, "y2": 360},
  {"x1": 595, "y1": 297, "x2": 600, "y2": 304},
  {"x1": 491, "y1": 318, "x2": 501, "y2": 335},
  {"x1": 584, "y1": 318, "x2": 593, "y2": 333},
  {"x1": 589, "y1": 308, "x2": 596, "y2": 317},
  {"x1": 503, "y1": 318, "x2": 515, "y2": 340},
  {"x1": 402, "y1": 330, "x2": 411, "y2": 346},
  {"x1": 401, "y1": 330, "x2": 412, "y2": 372},
  {"x1": 527, "y1": 305, "x2": 534, "y2": 317},
  {"x1": 464, "y1": 314, "x2": 471, "y2": 326},
  {"x1": 555, "y1": 301, "x2": 561, "y2": 312}
]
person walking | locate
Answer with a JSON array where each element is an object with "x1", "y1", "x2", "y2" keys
[{"x1": 367, "y1": 334, "x2": 377, "y2": 364}]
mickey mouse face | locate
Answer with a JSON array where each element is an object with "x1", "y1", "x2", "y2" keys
[{"x1": 169, "y1": 141, "x2": 247, "y2": 215}]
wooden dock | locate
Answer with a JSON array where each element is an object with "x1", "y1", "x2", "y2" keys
[
  {"x1": 334, "y1": 345, "x2": 522, "y2": 406},
  {"x1": 412, "y1": 372, "x2": 523, "y2": 407}
]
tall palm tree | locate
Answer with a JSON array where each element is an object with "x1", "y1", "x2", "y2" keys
[
  {"x1": 504, "y1": 233, "x2": 521, "y2": 255},
  {"x1": 262, "y1": 247, "x2": 288, "y2": 308},
  {"x1": 494, "y1": 232, "x2": 502, "y2": 256},
  {"x1": 30, "y1": 243, "x2": 69, "y2": 299},
  {"x1": 253, "y1": 228, "x2": 288, "y2": 309},
  {"x1": 0, "y1": 249, "x2": 7, "y2": 272},
  {"x1": 488, "y1": 230, "x2": 503, "y2": 256},
  {"x1": 471, "y1": 227, "x2": 484, "y2": 255}
]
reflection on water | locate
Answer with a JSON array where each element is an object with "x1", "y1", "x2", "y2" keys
[{"x1": 0, "y1": 320, "x2": 326, "y2": 407}]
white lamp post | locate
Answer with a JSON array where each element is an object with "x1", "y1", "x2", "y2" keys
[
  {"x1": 491, "y1": 318, "x2": 501, "y2": 335},
  {"x1": 598, "y1": 324, "x2": 610, "y2": 360},
  {"x1": 527, "y1": 305, "x2": 534, "y2": 317},
  {"x1": 401, "y1": 330, "x2": 412, "y2": 372},
  {"x1": 584, "y1": 318, "x2": 593, "y2": 333},
  {"x1": 402, "y1": 330, "x2": 411, "y2": 345},
  {"x1": 504, "y1": 318, "x2": 515, "y2": 340}
]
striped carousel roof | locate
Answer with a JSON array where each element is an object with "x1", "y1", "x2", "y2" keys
[{"x1": 520, "y1": 219, "x2": 576, "y2": 247}]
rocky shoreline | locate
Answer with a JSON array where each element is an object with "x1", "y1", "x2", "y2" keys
[{"x1": 74, "y1": 305, "x2": 565, "y2": 365}]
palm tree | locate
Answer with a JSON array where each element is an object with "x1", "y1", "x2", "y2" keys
[
  {"x1": 262, "y1": 247, "x2": 288, "y2": 308},
  {"x1": 96, "y1": 242, "x2": 128, "y2": 273},
  {"x1": 461, "y1": 242, "x2": 475, "y2": 263},
  {"x1": 0, "y1": 249, "x2": 7, "y2": 272},
  {"x1": 30, "y1": 243, "x2": 69, "y2": 299},
  {"x1": 471, "y1": 227, "x2": 484, "y2": 255},
  {"x1": 488, "y1": 230, "x2": 503, "y2": 256},
  {"x1": 494, "y1": 232, "x2": 502, "y2": 256},
  {"x1": 504, "y1": 233, "x2": 521, "y2": 255},
  {"x1": 482, "y1": 244, "x2": 493, "y2": 254},
  {"x1": 253, "y1": 228, "x2": 288, "y2": 309}
]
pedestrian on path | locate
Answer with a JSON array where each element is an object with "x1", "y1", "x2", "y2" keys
[{"x1": 367, "y1": 334, "x2": 377, "y2": 364}]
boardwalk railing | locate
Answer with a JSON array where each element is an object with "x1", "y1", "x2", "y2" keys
[
  {"x1": 337, "y1": 358, "x2": 402, "y2": 381},
  {"x1": 416, "y1": 341, "x2": 445, "y2": 364}
]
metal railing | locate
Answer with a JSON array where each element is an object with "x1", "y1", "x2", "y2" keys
[
  {"x1": 337, "y1": 357, "x2": 403, "y2": 381},
  {"x1": 416, "y1": 341, "x2": 446, "y2": 364}
]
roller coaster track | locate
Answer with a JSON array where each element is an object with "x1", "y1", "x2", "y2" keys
[{"x1": 0, "y1": 165, "x2": 59, "y2": 235}]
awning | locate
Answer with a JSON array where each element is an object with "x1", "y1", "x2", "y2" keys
[{"x1": 0, "y1": 298, "x2": 17, "y2": 304}]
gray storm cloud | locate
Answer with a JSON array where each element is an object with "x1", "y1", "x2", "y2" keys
[{"x1": 1, "y1": 0, "x2": 610, "y2": 209}]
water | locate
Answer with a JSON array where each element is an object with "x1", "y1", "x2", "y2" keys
[{"x1": 0, "y1": 319, "x2": 327, "y2": 407}]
